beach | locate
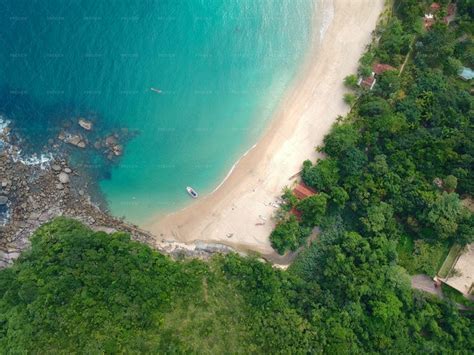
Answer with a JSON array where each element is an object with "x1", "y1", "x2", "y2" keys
[{"x1": 143, "y1": 0, "x2": 385, "y2": 261}]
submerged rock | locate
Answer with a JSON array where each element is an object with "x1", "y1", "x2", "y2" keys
[
  {"x1": 58, "y1": 172, "x2": 70, "y2": 184},
  {"x1": 113, "y1": 144, "x2": 123, "y2": 156},
  {"x1": 78, "y1": 118, "x2": 93, "y2": 131},
  {"x1": 0, "y1": 196, "x2": 8, "y2": 205},
  {"x1": 105, "y1": 135, "x2": 118, "y2": 147},
  {"x1": 64, "y1": 133, "x2": 86, "y2": 148}
]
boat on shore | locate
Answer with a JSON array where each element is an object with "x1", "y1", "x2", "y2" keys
[{"x1": 186, "y1": 186, "x2": 198, "y2": 198}]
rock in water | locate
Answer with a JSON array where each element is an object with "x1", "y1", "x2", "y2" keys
[
  {"x1": 64, "y1": 133, "x2": 86, "y2": 148},
  {"x1": 78, "y1": 118, "x2": 93, "y2": 131},
  {"x1": 0, "y1": 196, "x2": 8, "y2": 205},
  {"x1": 113, "y1": 144, "x2": 123, "y2": 156},
  {"x1": 58, "y1": 172, "x2": 70, "y2": 184},
  {"x1": 105, "y1": 135, "x2": 118, "y2": 147}
]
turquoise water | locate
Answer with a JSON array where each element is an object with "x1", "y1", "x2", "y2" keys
[{"x1": 1, "y1": 0, "x2": 316, "y2": 223}]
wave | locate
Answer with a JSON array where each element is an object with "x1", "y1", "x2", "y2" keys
[
  {"x1": 211, "y1": 143, "x2": 258, "y2": 194},
  {"x1": 319, "y1": 0, "x2": 335, "y2": 41},
  {"x1": 0, "y1": 115, "x2": 53, "y2": 169}
]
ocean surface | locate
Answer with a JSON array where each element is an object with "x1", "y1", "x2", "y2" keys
[{"x1": 1, "y1": 0, "x2": 319, "y2": 223}]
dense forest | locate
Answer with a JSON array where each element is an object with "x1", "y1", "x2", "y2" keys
[
  {"x1": 271, "y1": 0, "x2": 474, "y2": 272},
  {"x1": 1, "y1": 0, "x2": 473, "y2": 353}
]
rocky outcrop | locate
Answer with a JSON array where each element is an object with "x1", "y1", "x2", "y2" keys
[
  {"x1": 60, "y1": 132, "x2": 87, "y2": 148},
  {"x1": 0, "y1": 117, "x2": 235, "y2": 269}
]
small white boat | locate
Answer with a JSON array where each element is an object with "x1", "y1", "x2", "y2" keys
[
  {"x1": 186, "y1": 186, "x2": 198, "y2": 198},
  {"x1": 150, "y1": 87, "x2": 162, "y2": 93}
]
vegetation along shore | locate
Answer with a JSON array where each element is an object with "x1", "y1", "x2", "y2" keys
[{"x1": 0, "y1": 0, "x2": 473, "y2": 352}]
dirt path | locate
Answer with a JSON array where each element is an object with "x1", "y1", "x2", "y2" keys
[{"x1": 411, "y1": 274, "x2": 443, "y2": 298}]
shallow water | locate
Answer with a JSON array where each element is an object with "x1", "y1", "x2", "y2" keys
[{"x1": 1, "y1": 0, "x2": 317, "y2": 222}]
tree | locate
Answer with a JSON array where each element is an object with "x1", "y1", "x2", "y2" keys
[
  {"x1": 322, "y1": 124, "x2": 360, "y2": 158},
  {"x1": 377, "y1": 18, "x2": 412, "y2": 66},
  {"x1": 302, "y1": 159, "x2": 339, "y2": 192},
  {"x1": 424, "y1": 192, "x2": 464, "y2": 241},
  {"x1": 344, "y1": 74, "x2": 358, "y2": 89},
  {"x1": 360, "y1": 202, "x2": 397, "y2": 238},
  {"x1": 373, "y1": 71, "x2": 401, "y2": 99},
  {"x1": 443, "y1": 175, "x2": 457, "y2": 192},
  {"x1": 330, "y1": 186, "x2": 349, "y2": 208},
  {"x1": 297, "y1": 194, "x2": 328, "y2": 227},
  {"x1": 270, "y1": 215, "x2": 306, "y2": 254},
  {"x1": 455, "y1": 213, "x2": 474, "y2": 246},
  {"x1": 343, "y1": 93, "x2": 357, "y2": 106}
]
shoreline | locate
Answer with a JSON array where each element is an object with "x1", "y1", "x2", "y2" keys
[{"x1": 143, "y1": 0, "x2": 384, "y2": 261}]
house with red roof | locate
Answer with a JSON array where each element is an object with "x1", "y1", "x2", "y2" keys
[
  {"x1": 292, "y1": 182, "x2": 317, "y2": 200},
  {"x1": 291, "y1": 182, "x2": 317, "y2": 220},
  {"x1": 358, "y1": 73, "x2": 376, "y2": 90}
]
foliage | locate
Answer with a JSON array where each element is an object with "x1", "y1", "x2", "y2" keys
[
  {"x1": 1, "y1": 2, "x2": 473, "y2": 353},
  {"x1": 376, "y1": 18, "x2": 413, "y2": 66},
  {"x1": 343, "y1": 93, "x2": 357, "y2": 106},
  {"x1": 412, "y1": 240, "x2": 447, "y2": 276},
  {"x1": 296, "y1": 194, "x2": 328, "y2": 227},
  {"x1": 302, "y1": 159, "x2": 339, "y2": 192},
  {"x1": 343, "y1": 74, "x2": 358, "y2": 89},
  {"x1": 269, "y1": 215, "x2": 309, "y2": 255},
  {"x1": 441, "y1": 283, "x2": 474, "y2": 309},
  {"x1": 443, "y1": 175, "x2": 458, "y2": 192}
]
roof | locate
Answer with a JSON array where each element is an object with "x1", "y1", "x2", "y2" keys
[
  {"x1": 290, "y1": 207, "x2": 302, "y2": 220},
  {"x1": 441, "y1": 243, "x2": 474, "y2": 297},
  {"x1": 373, "y1": 63, "x2": 397, "y2": 75},
  {"x1": 444, "y1": 3, "x2": 456, "y2": 24},
  {"x1": 459, "y1": 67, "x2": 474, "y2": 80},
  {"x1": 358, "y1": 75, "x2": 376, "y2": 90},
  {"x1": 447, "y1": 3, "x2": 456, "y2": 16},
  {"x1": 424, "y1": 16, "x2": 435, "y2": 29},
  {"x1": 293, "y1": 182, "x2": 316, "y2": 200},
  {"x1": 430, "y1": 2, "x2": 441, "y2": 11}
]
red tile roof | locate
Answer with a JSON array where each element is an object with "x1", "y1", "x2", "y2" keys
[
  {"x1": 373, "y1": 63, "x2": 397, "y2": 75},
  {"x1": 290, "y1": 207, "x2": 302, "y2": 220},
  {"x1": 430, "y1": 2, "x2": 441, "y2": 11},
  {"x1": 360, "y1": 75, "x2": 376, "y2": 90},
  {"x1": 293, "y1": 182, "x2": 316, "y2": 200}
]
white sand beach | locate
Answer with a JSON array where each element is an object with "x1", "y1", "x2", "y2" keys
[{"x1": 144, "y1": 0, "x2": 385, "y2": 261}]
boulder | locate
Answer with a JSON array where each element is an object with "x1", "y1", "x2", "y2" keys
[
  {"x1": 105, "y1": 135, "x2": 118, "y2": 147},
  {"x1": 78, "y1": 118, "x2": 93, "y2": 131},
  {"x1": 64, "y1": 134, "x2": 86, "y2": 148},
  {"x1": 113, "y1": 144, "x2": 123, "y2": 156},
  {"x1": 58, "y1": 172, "x2": 70, "y2": 184},
  {"x1": 56, "y1": 183, "x2": 64, "y2": 190},
  {"x1": 64, "y1": 167, "x2": 72, "y2": 174},
  {"x1": 51, "y1": 164, "x2": 61, "y2": 172},
  {"x1": 94, "y1": 140, "x2": 102, "y2": 150},
  {"x1": 0, "y1": 196, "x2": 8, "y2": 205}
]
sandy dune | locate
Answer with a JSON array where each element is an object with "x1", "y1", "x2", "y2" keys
[{"x1": 143, "y1": 0, "x2": 384, "y2": 261}]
